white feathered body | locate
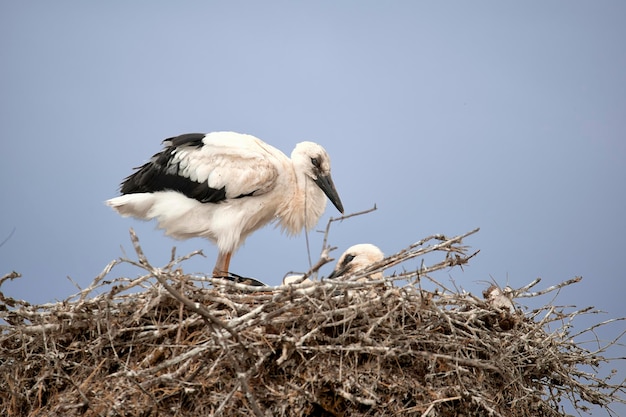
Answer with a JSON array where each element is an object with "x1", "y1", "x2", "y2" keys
[{"x1": 107, "y1": 132, "x2": 339, "y2": 256}]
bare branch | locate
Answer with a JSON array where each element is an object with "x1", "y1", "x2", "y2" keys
[{"x1": 1, "y1": 226, "x2": 623, "y2": 417}]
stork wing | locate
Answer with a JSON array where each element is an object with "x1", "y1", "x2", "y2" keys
[{"x1": 120, "y1": 132, "x2": 280, "y2": 203}]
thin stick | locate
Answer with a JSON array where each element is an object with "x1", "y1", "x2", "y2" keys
[
  {"x1": 516, "y1": 276, "x2": 582, "y2": 298},
  {"x1": 128, "y1": 229, "x2": 245, "y2": 348},
  {"x1": 321, "y1": 205, "x2": 377, "y2": 254}
]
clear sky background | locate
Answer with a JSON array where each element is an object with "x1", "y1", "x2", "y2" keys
[{"x1": 2, "y1": 2, "x2": 625, "y2": 414}]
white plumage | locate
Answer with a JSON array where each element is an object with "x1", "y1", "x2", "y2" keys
[
  {"x1": 107, "y1": 131, "x2": 344, "y2": 276},
  {"x1": 282, "y1": 274, "x2": 312, "y2": 286},
  {"x1": 328, "y1": 244, "x2": 385, "y2": 280},
  {"x1": 281, "y1": 244, "x2": 385, "y2": 286}
]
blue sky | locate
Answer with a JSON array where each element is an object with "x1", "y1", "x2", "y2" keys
[{"x1": 1, "y1": 2, "x2": 625, "y2": 413}]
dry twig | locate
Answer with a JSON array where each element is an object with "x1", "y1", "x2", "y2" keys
[{"x1": 1, "y1": 225, "x2": 624, "y2": 417}]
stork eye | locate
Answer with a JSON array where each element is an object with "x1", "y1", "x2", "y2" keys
[
  {"x1": 311, "y1": 157, "x2": 321, "y2": 168},
  {"x1": 342, "y1": 254, "x2": 355, "y2": 267}
]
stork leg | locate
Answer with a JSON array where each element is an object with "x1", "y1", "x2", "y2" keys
[{"x1": 213, "y1": 251, "x2": 232, "y2": 277}]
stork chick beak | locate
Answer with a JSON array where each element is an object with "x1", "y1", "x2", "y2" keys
[
  {"x1": 314, "y1": 174, "x2": 344, "y2": 214},
  {"x1": 327, "y1": 266, "x2": 347, "y2": 279}
]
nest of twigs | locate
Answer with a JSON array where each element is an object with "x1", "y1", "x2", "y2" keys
[{"x1": 1, "y1": 226, "x2": 624, "y2": 417}]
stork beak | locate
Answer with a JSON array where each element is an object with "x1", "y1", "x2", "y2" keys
[
  {"x1": 314, "y1": 174, "x2": 344, "y2": 214},
  {"x1": 327, "y1": 266, "x2": 346, "y2": 279}
]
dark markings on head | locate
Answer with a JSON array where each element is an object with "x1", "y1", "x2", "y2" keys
[
  {"x1": 310, "y1": 156, "x2": 324, "y2": 178},
  {"x1": 328, "y1": 253, "x2": 356, "y2": 279},
  {"x1": 341, "y1": 254, "x2": 356, "y2": 268}
]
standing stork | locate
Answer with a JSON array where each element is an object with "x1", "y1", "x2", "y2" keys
[{"x1": 106, "y1": 131, "x2": 344, "y2": 277}]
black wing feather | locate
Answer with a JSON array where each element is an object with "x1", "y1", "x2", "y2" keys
[
  {"x1": 163, "y1": 133, "x2": 206, "y2": 148},
  {"x1": 119, "y1": 133, "x2": 228, "y2": 203}
]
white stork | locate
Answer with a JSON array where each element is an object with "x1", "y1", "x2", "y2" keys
[
  {"x1": 328, "y1": 244, "x2": 385, "y2": 280},
  {"x1": 281, "y1": 244, "x2": 385, "y2": 286},
  {"x1": 106, "y1": 131, "x2": 344, "y2": 277}
]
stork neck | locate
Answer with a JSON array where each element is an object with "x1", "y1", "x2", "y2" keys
[{"x1": 276, "y1": 168, "x2": 325, "y2": 235}]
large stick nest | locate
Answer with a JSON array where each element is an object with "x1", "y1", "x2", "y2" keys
[{"x1": 1, "y1": 226, "x2": 624, "y2": 417}]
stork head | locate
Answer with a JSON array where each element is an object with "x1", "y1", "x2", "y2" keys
[
  {"x1": 328, "y1": 244, "x2": 384, "y2": 279},
  {"x1": 292, "y1": 142, "x2": 344, "y2": 214}
]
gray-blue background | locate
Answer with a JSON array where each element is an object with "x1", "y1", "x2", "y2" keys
[{"x1": 2, "y1": 2, "x2": 624, "y2": 414}]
